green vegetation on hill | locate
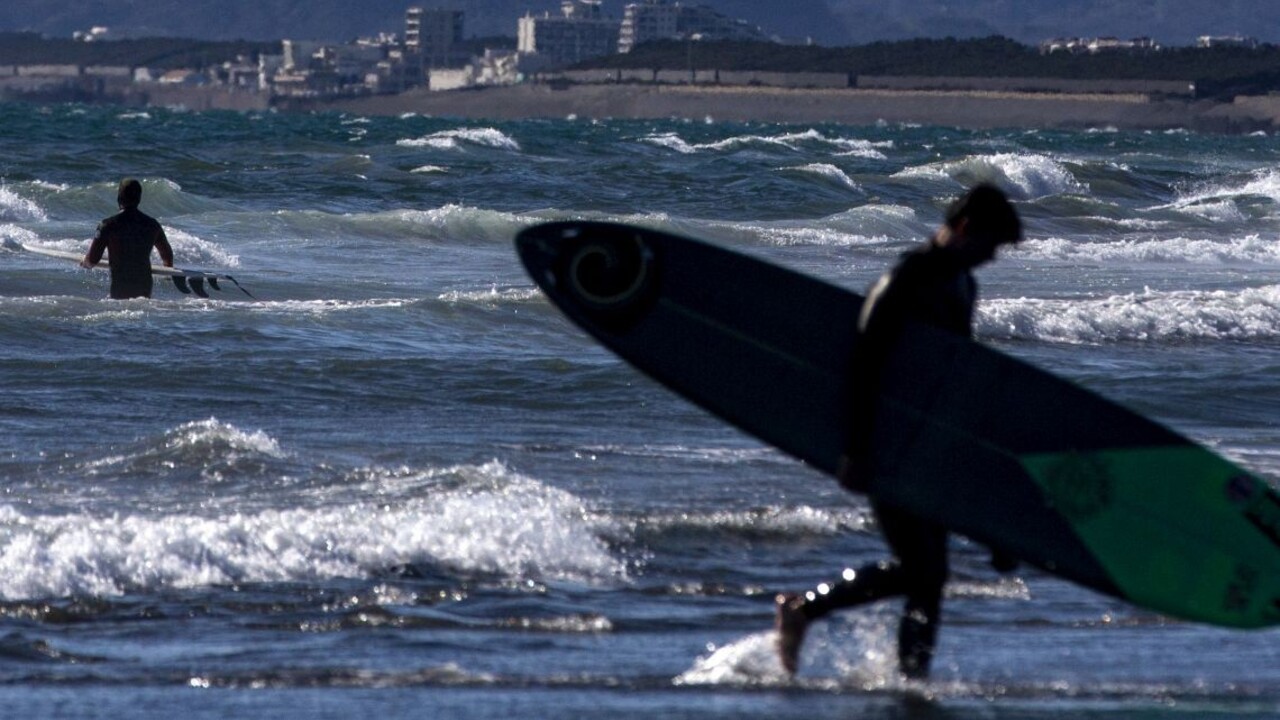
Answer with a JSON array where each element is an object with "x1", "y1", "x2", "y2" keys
[
  {"x1": 585, "y1": 36, "x2": 1280, "y2": 99},
  {"x1": 0, "y1": 33, "x2": 280, "y2": 69}
]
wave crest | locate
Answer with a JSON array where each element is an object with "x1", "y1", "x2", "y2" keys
[
  {"x1": 896, "y1": 152, "x2": 1084, "y2": 199},
  {"x1": 980, "y1": 285, "x2": 1280, "y2": 343},
  {"x1": 397, "y1": 127, "x2": 521, "y2": 151}
]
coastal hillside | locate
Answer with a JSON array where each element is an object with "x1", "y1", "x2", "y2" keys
[
  {"x1": 1, "y1": 0, "x2": 1278, "y2": 46},
  {"x1": 826, "y1": 0, "x2": 1280, "y2": 45}
]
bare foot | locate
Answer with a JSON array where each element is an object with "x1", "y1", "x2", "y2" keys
[{"x1": 774, "y1": 593, "x2": 808, "y2": 675}]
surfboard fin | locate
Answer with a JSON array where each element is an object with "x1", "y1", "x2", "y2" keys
[
  {"x1": 208, "y1": 277, "x2": 222, "y2": 291},
  {"x1": 189, "y1": 278, "x2": 209, "y2": 298},
  {"x1": 172, "y1": 276, "x2": 192, "y2": 294}
]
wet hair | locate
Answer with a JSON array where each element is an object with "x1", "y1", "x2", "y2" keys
[
  {"x1": 117, "y1": 178, "x2": 142, "y2": 209},
  {"x1": 945, "y1": 183, "x2": 1022, "y2": 244}
]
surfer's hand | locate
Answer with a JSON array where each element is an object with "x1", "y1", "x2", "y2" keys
[{"x1": 78, "y1": 258, "x2": 93, "y2": 269}]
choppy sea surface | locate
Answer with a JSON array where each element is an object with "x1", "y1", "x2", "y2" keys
[{"x1": 1, "y1": 103, "x2": 1279, "y2": 718}]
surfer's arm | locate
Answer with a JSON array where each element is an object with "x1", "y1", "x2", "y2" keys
[
  {"x1": 154, "y1": 227, "x2": 174, "y2": 268},
  {"x1": 80, "y1": 230, "x2": 107, "y2": 268},
  {"x1": 840, "y1": 271, "x2": 908, "y2": 491},
  {"x1": 857, "y1": 267, "x2": 912, "y2": 353}
]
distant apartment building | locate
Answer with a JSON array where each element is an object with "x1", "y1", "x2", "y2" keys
[
  {"x1": 405, "y1": 7, "x2": 467, "y2": 67},
  {"x1": 1040, "y1": 36, "x2": 1159, "y2": 54},
  {"x1": 618, "y1": 0, "x2": 767, "y2": 53},
  {"x1": 1197, "y1": 35, "x2": 1259, "y2": 49},
  {"x1": 518, "y1": 1, "x2": 621, "y2": 68}
]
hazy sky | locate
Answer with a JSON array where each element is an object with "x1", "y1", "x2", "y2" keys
[{"x1": 2, "y1": 0, "x2": 1278, "y2": 46}]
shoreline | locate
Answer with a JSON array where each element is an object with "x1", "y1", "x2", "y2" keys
[{"x1": 300, "y1": 83, "x2": 1280, "y2": 133}]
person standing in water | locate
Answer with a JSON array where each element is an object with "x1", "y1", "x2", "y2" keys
[
  {"x1": 81, "y1": 178, "x2": 174, "y2": 299},
  {"x1": 775, "y1": 183, "x2": 1024, "y2": 679}
]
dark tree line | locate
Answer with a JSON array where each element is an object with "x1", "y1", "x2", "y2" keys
[{"x1": 585, "y1": 36, "x2": 1280, "y2": 98}]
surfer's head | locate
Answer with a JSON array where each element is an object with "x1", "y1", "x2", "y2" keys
[
  {"x1": 947, "y1": 183, "x2": 1021, "y2": 245},
  {"x1": 117, "y1": 178, "x2": 142, "y2": 209},
  {"x1": 940, "y1": 183, "x2": 1022, "y2": 266}
]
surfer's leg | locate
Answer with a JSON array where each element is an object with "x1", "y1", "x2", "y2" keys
[
  {"x1": 775, "y1": 560, "x2": 910, "y2": 674},
  {"x1": 877, "y1": 505, "x2": 949, "y2": 679}
]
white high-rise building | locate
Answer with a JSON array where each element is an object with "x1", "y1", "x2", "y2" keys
[
  {"x1": 619, "y1": 0, "x2": 767, "y2": 53},
  {"x1": 518, "y1": 1, "x2": 621, "y2": 68}
]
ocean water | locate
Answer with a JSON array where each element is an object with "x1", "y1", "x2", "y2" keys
[{"x1": 1, "y1": 103, "x2": 1279, "y2": 718}]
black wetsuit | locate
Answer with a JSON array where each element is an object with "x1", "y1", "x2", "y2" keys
[
  {"x1": 798, "y1": 240, "x2": 975, "y2": 679},
  {"x1": 86, "y1": 207, "x2": 173, "y2": 300}
]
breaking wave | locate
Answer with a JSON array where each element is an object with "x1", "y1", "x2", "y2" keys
[
  {"x1": 0, "y1": 458, "x2": 624, "y2": 600},
  {"x1": 397, "y1": 127, "x2": 521, "y2": 151},
  {"x1": 895, "y1": 152, "x2": 1085, "y2": 199},
  {"x1": 979, "y1": 285, "x2": 1280, "y2": 343}
]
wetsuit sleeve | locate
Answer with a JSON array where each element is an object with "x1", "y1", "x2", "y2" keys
[
  {"x1": 84, "y1": 222, "x2": 108, "y2": 266},
  {"x1": 841, "y1": 265, "x2": 913, "y2": 491},
  {"x1": 154, "y1": 225, "x2": 174, "y2": 267},
  {"x1": 857, "y1": 253, "x2": 934, "y2": 372}
]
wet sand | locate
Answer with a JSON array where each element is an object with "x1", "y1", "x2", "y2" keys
[{"x1": 306, "y1": 82, "x2": 1279, "y2": 132}]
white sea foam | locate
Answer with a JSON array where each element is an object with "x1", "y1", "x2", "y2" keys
[
  {"x1": 1151, "y1": 168, "x2": 1280, "y2": 220},
  {"x1": 576, "y1": 443, "x2": 780, "y2": 464},
  {"x1": 247, "y1": 298, "x2": 415, "y2": 315},
  {"x1": 164, "y1": 417, "x2": 286, "y2": 458},
  {"x1": 895, "y1": 152, "x2": 1085, "y2": 199},
  {"x1": 675, "y1": 631, "x2": 787, "y2": 686},
  {"x1": 30, "y1": 180, "x2": 70, "y2": 192},
  {"x1": 0, "y1": 186, "x2": 48, "y2": 222},
  {"x1": 0, "y1": 223, "x2": 41, "y2": 248},
  {"x1": 640, "y1": 506, "x2": 870, "y2": 537},
  {"x1": 437, "y1": 286, "x2": 542, "y2": 306},
  {"x1": 780, "y1": 163, "x2": 861, "y2": 191},
  {"x1": 389, "y1": 204, "x2": 530, "y2": 243},
  {"x1": 979, "y1": 285, "x2": 1280, "y2": 343},
  {"x1": 1018, "y1": 234, "x2": 1280, "y2": 264},
  {"x1": 410, "y1": 165, "x2": 449, "y2": 174},
  {"x1": 720, "y1": 204, "x2": 921, "y2": 248},
  {"x1": 677, "y1": 613, "x2": 899, "y2": 687},
  {"x1": 396, "y1": 127, "x2": 521, "y2": 151},
  {"x1": 0, "y1": 460, "x2": 623, "y2": 600},
  {"x1": 643, "y1": 129, "x2": 891, "y2": 158},
  {"x1": 164, "y1": 228, "x2": 241, "y2": 267},
  {"x1": 81, "y1": 418, "x2": 287, "y2": 474}
]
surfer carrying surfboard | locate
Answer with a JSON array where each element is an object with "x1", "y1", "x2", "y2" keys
[
  {"x1": 775, "y1": 183, "x2": 1024, "y2": 679},
  {"x1": 80, "y1": 178, "x2": 174, "y2": 300}
]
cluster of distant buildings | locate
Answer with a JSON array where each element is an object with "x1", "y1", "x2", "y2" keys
[
  {"x1": 264, "y1": 0, "x2": 770, "y2": 97},
  {"x1": 1039, "y1": 34, "x2": 1259, "y2": 54},
  {"x1": 0, "y1": 0, "x2": 767, "y2": 105},
  {"x1": 1, "y1": 5, "x2": 1269, "y2": 108}
]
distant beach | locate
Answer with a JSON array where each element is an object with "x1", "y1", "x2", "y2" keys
[{"x1": 306, "y1": 82, "x2": 1280, "y2": 132}]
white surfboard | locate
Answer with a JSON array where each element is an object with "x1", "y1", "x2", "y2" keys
[{"x1": 18, "y1": 242, "x2": 254, "y2": 298}]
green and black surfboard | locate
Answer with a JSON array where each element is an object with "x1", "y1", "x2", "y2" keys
[{"x1": 516, "y1": 220, "x2": 1280, "y2": 628}]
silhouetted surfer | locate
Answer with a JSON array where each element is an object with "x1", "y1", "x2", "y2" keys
[
  {"x1": 775, "y1": 183, "x2": 1024, "y2": 679},
  {"x1": 80, "y1": 178, "x2": 174, "y2": 299}
]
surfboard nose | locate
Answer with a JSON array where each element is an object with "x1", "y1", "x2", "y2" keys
[{"x1": 516, "y1": 221, "x2": 659, "y2": 332}]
